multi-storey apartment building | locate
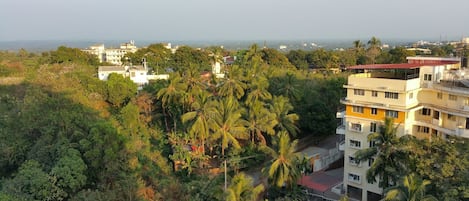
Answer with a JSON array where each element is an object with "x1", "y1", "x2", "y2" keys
[
  {"x1": 339, "y1": 56, "x2": 467, "y2": 201},
  {"x1": 84, "y1": 40, "x2": 138, "y2": 65}
]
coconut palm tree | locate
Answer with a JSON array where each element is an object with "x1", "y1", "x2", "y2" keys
[
  {"x1": 262, "y1": 131, "x2": 302, "y2": 188},
  {"x1": 245, "y1": 101, "x2": 277, "y2": 145},
  {"x1": 367, "y1": 36, "x2": 382, "y2": 64},
  {"x1": 181, "y1": 91, "x2": 213, "y2": 155},
  {"x1": 208, "y1": 97, "x2": 248, "y2": 156},
  {"x1": 270, "y1": 73, "x2": 301, "y2": 102},
  {"x1": 156, "y1": 74, "x2": 188, "y2": 131},
  {"x1": 269, "y1": 96, "x2": 299, "y2": 137},
  {"x1": 353, "y1": 40, "x2": 364, "y2": 50},
  {"x1": 225, "y1": 172, "x2": 264, "y2": 201},
  {"x1": 218, "y1": 65, "x2": 247, "y2": 100},
  {"x1": 382, "y1": 174, "x2": 437, "y2": 201},
  {"x1": 355, "y1": 117, "x2": 407, "y2": 190},
  {"x1": 245, "y1": 76, "x2": 272, "y2": 107}
]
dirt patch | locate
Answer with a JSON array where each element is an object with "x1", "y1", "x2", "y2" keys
[{"x1": 0, "y1": 77, "x2": 24, "y2": 85}]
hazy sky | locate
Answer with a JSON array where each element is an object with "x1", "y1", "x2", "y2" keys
[{"x1": 1, "y1": 0, "x2": 469, "y2": 41}]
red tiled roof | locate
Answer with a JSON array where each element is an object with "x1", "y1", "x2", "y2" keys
[
  {"x1": 298, "y1": 172, "x2": 341, "y2": 192},
  {"x1": 347, "y1": 61, "x2": 459, "y2": 70}
]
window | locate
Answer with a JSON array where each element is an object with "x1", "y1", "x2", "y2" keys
[
  {"x1": 424, "y1": 74, "x2": 432, "y2": 81},
  {"x1": 350, "y1": 139, "x2": 361, "y2": 148},
  {"x1": 433, "y1": 111, "x2": 440, "y2": 120},
  {"x1": 352, "y1": 106, "x2": 364, "y2": 113},
  {"x1": 350, "y1": 123, "x2": 362, "y2": 132},
  {"x1": 409, "y1": 92, "x2": 413, "y2": 99},
  {"x1": 417, "y1": 126, "x2": 430, "y2": 133},
  {"x1": 354, "y1": 89, "x2": 365, "y2": 96},
  {"x1": 348, "y1": 173, "x2": 361, "y2": 183},
  {"x1": 371, "y1": 108, "x2": 378, "y2": 115},
  {"x1": 385, "y1": 92, "x2": 399, "y2": 99},
  {"x1": 447, "y1": 114, "x2": 456, "y2": 121},
  {"x1": 370, "y1": 122, "x2": 377, "y2": 132},
  {"x1": 449, "y1": 94, "x2": 457, "y2": 101},
  {"x1": 421, "y1": 108, "x2": 431, "y2": 116},
  {"x1": 386, "y1": 110, "x2": 399, "y2": 118},
  {"x1": 371, "y1": 91, "x2": 378, "y2": 97},
  {"x1": 369, "y1": 140, "x2": 377, "y2": 148},
  {"x1": 349, "y1": 156, "x2": 360, "y2": 166},
  {"x1": 466, "y1": 118, "x2": 469, "y2": 129},
  {"x1": 437, "y1": 92, "x2": 442, "y2": 99},
  {"x1": 368, "y1": 158, "x2": 375, "y2": 167}
]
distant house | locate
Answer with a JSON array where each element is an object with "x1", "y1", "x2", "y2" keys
[{"x1": 98, "y1": 65, "x2": 149, "y2": 86}]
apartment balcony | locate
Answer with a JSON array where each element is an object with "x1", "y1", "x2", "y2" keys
[
  {"x1": 455, "y1": 127, "x2": 469, "y2": 138},
  {"x1": 336, "y1": 125, "x2": 346, "y2": 135},
  {"x1": 338, "y1": 141, "x2": 345, "y2": 151},
  {"x1": 336, "y1": 110, "x2": 345, "y2": 118}
]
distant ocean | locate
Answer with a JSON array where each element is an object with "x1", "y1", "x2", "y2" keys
[{"x1": 0, "y1": 39, "x2": 417, "y2": 52}]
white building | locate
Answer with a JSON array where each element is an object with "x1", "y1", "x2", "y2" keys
[{"x1": 84, "y1": 40, "x2": 138, "y2": 65}]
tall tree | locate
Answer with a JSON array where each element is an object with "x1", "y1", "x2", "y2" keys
[
  {"x1": 245, "y1": 101, "x2": 277, "y2": 145},
  {"x1": 262, "y1": 131, "x2": 301, "y2": 188},
  {"x1": 366, "y1": 36, "x2": 382, "y2": 64},
  {"x1": 218, "y1": 65, "x2": 247, "y2": 99},
  {"x1": 269, "y1": 96, "x2": 299, "y2": 136},
  {"x1": 181, "y1": 92, "x2": 213, "y2": 154},
  {"x1": 354, "y1": 117, "x2": 407, "y2": 190},
  {"x1": 225, "y1": 172, "x2": 264, "y2": 201},
  {"x1": 208, "y1": 98, "x2": 248, "y2": 156},
  {"x1": 382, "y1": 174, "x2": 437, "y2": 201}
]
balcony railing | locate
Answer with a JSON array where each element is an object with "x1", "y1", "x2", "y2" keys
[
  {"x1": 336, "y1": 125, "x2": 345, "y2": 135},
  {"x1": 336, "y1": 110, "x2": 345, "y2": 118},
  {"x1": 455, "y1": 127, "x2": 469, "y2": 138}
]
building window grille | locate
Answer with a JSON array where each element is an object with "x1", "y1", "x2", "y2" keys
[
  {"x1": 433, "y1": 111, "x2": 440, "y2": 120},
  {"x1": 350, "y1": 123, "x2": 363, "y2": 132},
  {"x1": 371, "y1": 108, "x2": 378, "y2": 115},
  {"x1": 370, "y1": 122, "x2": 377, "y2": 132},
  {"x1": 385, "y1": 110, "x2": 399, "y2": 118},
  {"x1": 417, "y1": 126, "x2": 430, "y2": 133},
  {"x1": 349, "y1": 156, "x2": 360, "y2": 166},
  {"x1": 352, "y1": 106, "x2": 364, "y2": 113},
  {"x1": 368, "y1": 158, "x2": 375, "y2": 167},
  {"x1": 424, "y1": 74, "x2": 432, "y2": 81},
  {"x1": 348, "y1": 173, "x2": 361, "y2": 183},
  {"x1": 385, "y1": 92, "x2": 399, "y2": 99},
  {"x1": 437, "y1": 92, "x2": 442, "y2": 99},
  {"x1": 449, "y1": 94, "x2": 457, "y2": 101},
  {"x1": 421, "y1": 108, "x2": 431, "y2": 116},
  {"x1": 354, "y1": 89, "x2": 365, "y2": 96},
  {"x1": 371, "y1": 91, "x2": 378, "y2": 97},
  {"x1": 447, "y1": 114, "x2": 456, "y2": 121},
  {"x1": 350, "y1": 139, "x2": 361, "y2": 148}
]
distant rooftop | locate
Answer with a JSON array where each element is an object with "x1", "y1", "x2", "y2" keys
[{"x1": 348, "y1": 60, "x2": 459, "y2": 70}]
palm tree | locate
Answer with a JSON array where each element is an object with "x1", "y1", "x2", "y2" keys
[
  {"x1": 382, "y1": 174, "x2": 437, "y2": 201},
  {"x1": 225, "y1": 172, "x2": 264, "y2": 201},
  {"x1": 355, "y1": 117, "x2": 407, "y2": 190},
  {"x1": 270, "y1": 96, "x2": 299, "y2": 137},
  {"x1": 262, "y1": 131, "x2": 302, "y2": 188},
  {"x1": 367, "y1": 36, "x2": 382, "y2": 64},
  {"x1": 271, "y1": 73, "x2": 301, "y2": 102},
  {"x1": 156, "y1": 74, "x2": 188, "y2": 131},
  {"x1": 208, "y1": 97, "x2": 248, "y2": 156},
  {"x1": 218, "y1": 65, "x2": 247, "y2": 99},
  {"x1": 353, "y1": 40, "x2": 364, "y2": 50},
  {"x1": 245, "y1": 101, "x2": 277, "y2": 145},
  {"x1": 181, "y1": 91, "x2": 213, "y2": 155},
  {"x1": 245, "y1": 76, "x2": 272, "y2": 106}
]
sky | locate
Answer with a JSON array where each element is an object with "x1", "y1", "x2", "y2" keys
[{"x1": 1, "y1": 0, "x2": 469, "y2": 42}]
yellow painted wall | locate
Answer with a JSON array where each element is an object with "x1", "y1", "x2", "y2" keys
[{"x1": 346, "y1": 105, "x2": 405, "y2": 124}]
